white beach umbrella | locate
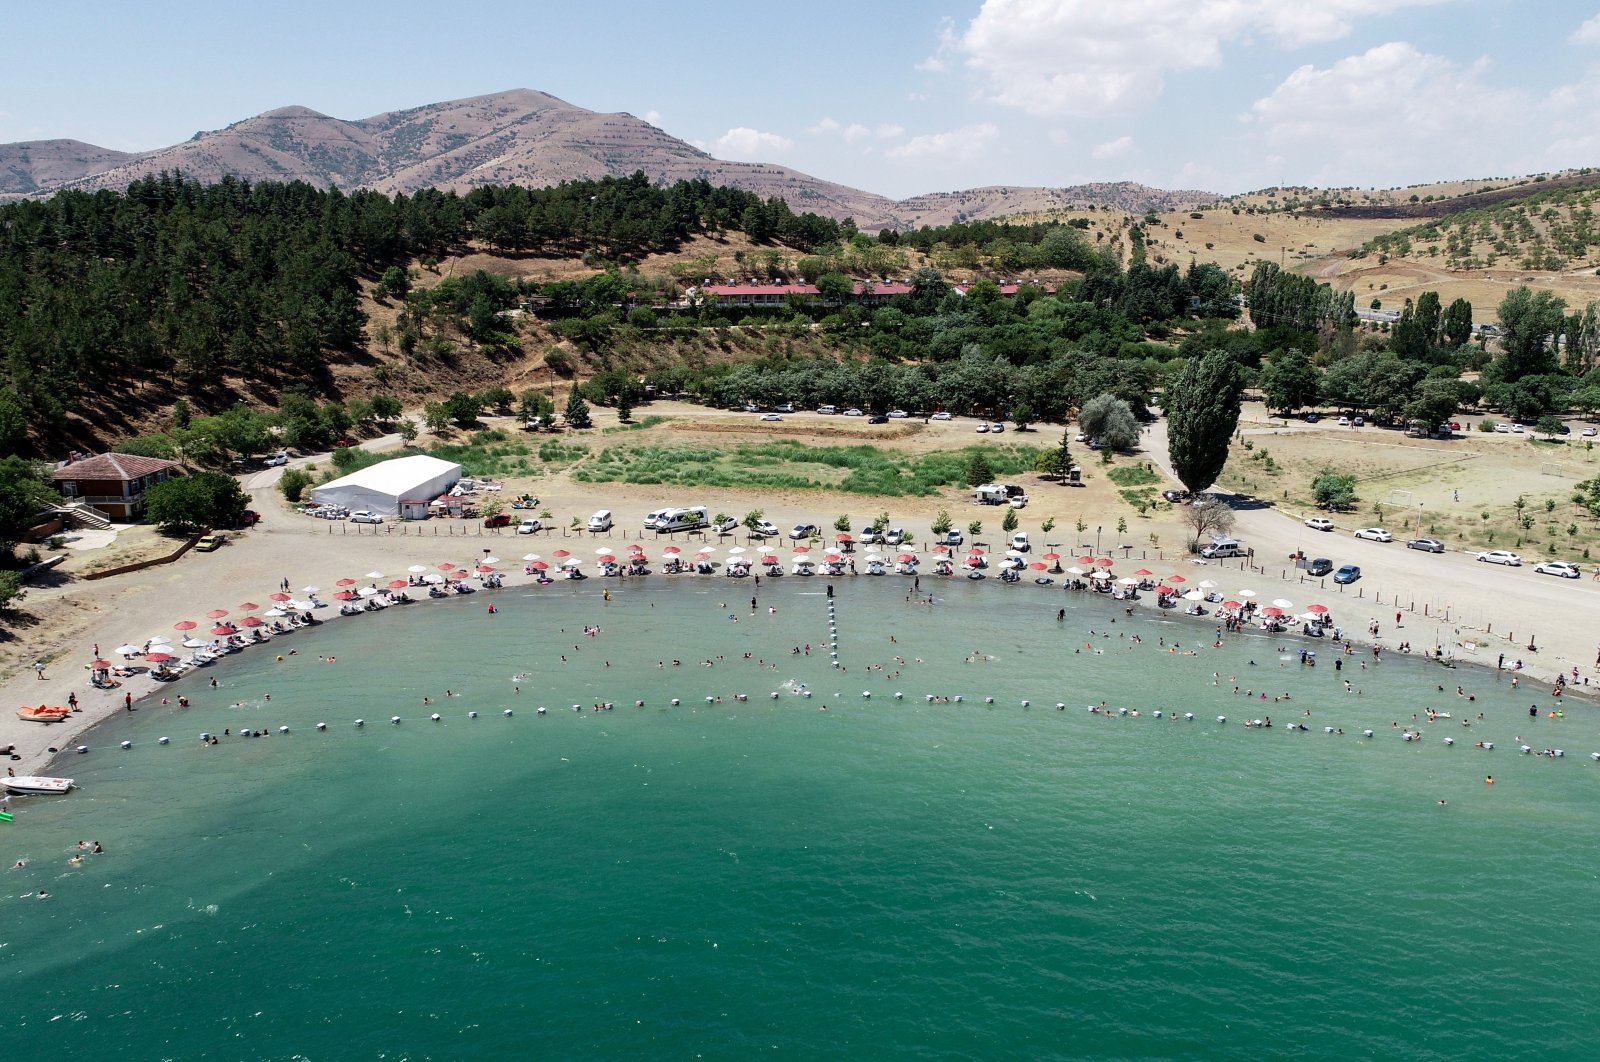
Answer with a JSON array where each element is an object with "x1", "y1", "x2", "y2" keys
[
  {"x1": 1298, "y1": 613, "x2": 1322, "y2": 623},
  {"x1": 698, "y1": 545, "x2": 717, "y2": 554},
  {"x1": 263, "y1": 608, "x2": 286, "y2": 617},
  {"x1": 182, "y1": 637, "x2": 210, "y2": 648},
  {"x1": 301, "y1": 585, "x2": 320, "y2": 594},
  {"x1": 147, "y1": 635, "x2": 171, "y2": 645},
  {"x1": 358, "y1": 586, "x2": 380, "y2": 597},
  {"x1": 595, "y1": 546, "x2": 615, "y2": 555},
  {"x1": 1272, "y1": 598, "x2": 1294, "y2": 609},
  {"x1": 1066, "y1": 567, "x2": 1084, "y2": 575},
  {"x1": 1237, "y1": 589, "x2": 1256, "y2": 599},
  {"x1": 115, "y1": 644, "x2": 141, "y2": 657},
  {"x1": 366, "y1": 571, "x2": 384, "y2": 580},
  {"x1": 1199, "y1": 579, "x2": 1218, "y2": 589},
  {"x1": 728, "y1": 546, "x2": 747, "y2": 554},
  {"x1": 1183, "y1": 589, "x2": 1205, "y2": 601},
  {"x1": 408, "y1": 564, "x2": 428, "y2": 574},
  {"x1": 1118, "y1": 577, "x2": 1138, "y2": 586},
  {"x1": 522, "y1": 553, "x2": 540, "y2": 562},
  {"x1": 423, "y1": 574, "x2": 445, "y2": 584}
]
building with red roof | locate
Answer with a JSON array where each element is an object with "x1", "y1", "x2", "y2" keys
[{"x1": 51, "y1": 452, "x2": 183, "y2": 521}]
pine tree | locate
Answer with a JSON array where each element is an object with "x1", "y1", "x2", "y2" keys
[{"x1": 564, "y1": 389, "x2": 592, "y2": 428}]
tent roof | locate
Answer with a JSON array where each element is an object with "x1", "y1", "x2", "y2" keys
[{"x1": 316, "y1": 455, "x2": 462, "y2": 497}]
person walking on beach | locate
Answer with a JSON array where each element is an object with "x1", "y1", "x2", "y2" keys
[{"x1": 33, "y1": 661, "x2": 45, "y2": 680}]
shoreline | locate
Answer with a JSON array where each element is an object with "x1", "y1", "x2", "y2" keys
[{"x1": 25, "y1": 557, "x2": 1582, "y2": 782}]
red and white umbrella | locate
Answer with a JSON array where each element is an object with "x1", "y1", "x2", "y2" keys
[{"x1": 173, "y1": 620, "x2": 198, "y2": 631}]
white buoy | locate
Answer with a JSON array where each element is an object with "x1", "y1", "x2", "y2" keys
[
  {"x1": 1324, "y1": 726, "x2": 1334, "y2": 734},
  {"x1": 1522, "y1": 745, "x2": 1533, "y2": 753},
  {"x1": 159, "y1": 736, "x2": 170, "y2": 744},
  {"x1": 771, "y1": 692, "x2": 780, "y2": 699},
  {"x1": 355, "y1": 719, "x2": 364, "y2": 727},
  {"x1": 1153, "y1": 710, "x2": 1161, "y2": 718},
  {"x1": 120, "y1": 740, "x2": 132, "y2": 750},
  {"x1": 985, "y1": 696, "x2": 994, "y2": 704},
  {"x1": 1217, "y1": 715, "x2": 1227, "y2": 723},
  {"x1": 279, "y1": 725, "x2": 289, "y2": 734},
  {"x1": 671, "y1": 698, "x2": 680, "y2": 706},
  {"x1": 1554, "y1": 749, "x2": 1564, "y2": 758},
  {"x1": 504, "y1": 708, "x2": 515, "y2": 717},
  {"x1": 803, "y1": 691, "x2": 812, "y2": 698},
  {"x1": 706, "y1": 696, "x2": 715, "y2": 703},
  {"x1": 895, "y1": 692, "x2": 904, "y2": 700},
  {"x1": 1363, "y1": 729, "x2": 1373, "y2": 737},
  {"x1": 316, "y1": 722, "x2": 327, "y2": 731},
  {"x1": 391, "y1": 716, "x2": 401, "y2": 725},
  {"x1": 1483, "y1": 742, "x2": 1493, "y2": 749},
  {"x1": 862, "y1": 691, "x2": 871, "y2": 698},
  {"x1": 468, "y1": 711, "x2": 478, "y2": 719},
  {"x1": 636, "y1": 700, "x2": 645, "y2": 707},
  {"x1": 953, "y1": 695, "x2": 963, "y2": 703},
  {"x1": 1118, "y1": 707, "x2": 1128, "y2": 716},
  {"x1": 1444, "y1": 737, "x2": 1454, "y2": 746},
  {"x1": 536, "y1": 707, "x2": 546, "y2": 714},
  {"x1": 1591, "y1": 751, "x2": 1600, "y2": 760},
  {"x1": 1057, "y1": 703, "x2": 1067, "y2": 710},
  {"x1": 1184, "y1": 713, "x2": 1194, "y2": 720},
  {"x1": 76, "y1": 745, "x2": 88, "y2": 754},
  {"x1": 927, "y1": 694, "x2": 936, "y2": 702},
  {"x1": 431, "y1": 713, "x2": 441, "y2": 722},
  {"x1": 832, "y1": 661, "x2": 841, "y2": 668}
]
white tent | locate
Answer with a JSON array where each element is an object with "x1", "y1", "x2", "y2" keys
[{"x1": 310, "y1": 455, "x2": 462, "y2": 516}]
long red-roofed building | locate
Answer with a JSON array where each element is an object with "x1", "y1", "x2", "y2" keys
[{"x1": 51, "y1": 452, "x2": 183, "y2": 521}]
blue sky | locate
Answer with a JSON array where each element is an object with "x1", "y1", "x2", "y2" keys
[{"x1": 5, "y1": 1, "x2": 1599, "y2": 198}]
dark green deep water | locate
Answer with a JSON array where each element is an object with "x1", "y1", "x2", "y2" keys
[{"x1": 4, "y1": 578, "x2": 1598, "y2": 1059}]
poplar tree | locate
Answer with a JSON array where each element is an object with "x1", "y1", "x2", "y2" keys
[{"x1": 1165, "y1": 351, "x2": 1243, "y2": 495}]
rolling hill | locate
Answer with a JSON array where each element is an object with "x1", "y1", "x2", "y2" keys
[{"x1": 0, "y1": 89, "x2": 1211, "y2": 228}]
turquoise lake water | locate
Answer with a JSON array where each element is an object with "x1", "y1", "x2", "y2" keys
[{"x1": 4, "y1": 577, "x2": 1599, "y2": 1058}]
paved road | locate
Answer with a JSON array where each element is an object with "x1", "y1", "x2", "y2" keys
[{"x1": 1140, "y1": 415, "x2": 1600, "y2": 680}]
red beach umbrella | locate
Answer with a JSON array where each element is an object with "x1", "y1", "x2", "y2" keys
[
  {"x1": 897, "y1": 553, "x2": 917, "y2": 563},
  {"x1": 269, "y1": 592, "x2": 292, "y2": 602},
  {"x1": 792, "y1": 545, "x2": 811, "y2": 553},
  {"x1": 205, "y1": 609, "x2": 229, "y2": 619},
  {"x1": 760, "y1": 554, "x2": 779, "y2": 564},
  {"x1": 1042, "y1": 552, "x2": 1061, "y2": 561},
  {"x1": 662, "y1": 546, "x2": 682, "y2": 555},
  {"x1": 933, "y1": 544, "x2": 951, "y2": 554},
  {"x1": 476, "y1": 564, "x2": 496, "y2": 573},
  {"x1": 90, "y1": 658, "x2": 112, "y2": 669},
  {"x1": 241, "y1": 616, "x2": 265, "y2": 627},
  {"x1": 211, "y1": 624, "x2": 234, "y2": 635},
  {"x1": 627, "y1": 543, "x2": 645, "y2": 552},
  {"x1": 173, "y1": 620, "x2": 198, "y2": 631},
  {"x1": 144, "y1": 651, "x2": 173, "y2": 663},
  {"x1": 1307, "y1": 603, "x2": 1330, "y2": 614},
  {"x1": 336, "y1": 578, "x2": 357, "y2": 587},
  {"x1": 332, "y1": 591, "x2": 355, "y2": 601},
  {"x1": 1222, "y1": 600, "x2": 1243, "y2": 610},
  {"x1": 1077, "y1": 555, "x2": 1096, "y2": 565},
  {"x1": 1096, "y1": 557, "x2": 1114, "y2": 567},
  {"x1": 388, "y1": 579, "x2": 409, "y2": 588},
  {"x1": 1133, "y1": 568, "x2": 1153, "y2": 577},
  {"x1": 238, "y1": 601, "x2": 260, "y2": 612},
  {"x1": 1029, "y1": 562, "x2": 1048, "y2": 571},
  {"x1": 1165, "y1": 574, "x2": 1187, "y2": 584},
  {"x1": 438, "y1": 562, "x2": 456, "y2": 570},
  {"x1": 552, "y1": 549, "x2": 571, "y2": 559},
  {"x1": 530, "y1": 561, "x2": 549, "y2": 571},
  {"x1": 1261, "y1": 606, "x2": 1285, "y2": 617},
  {"x1": 835, "y1": 532, "x2": 853, "y2": 542}
]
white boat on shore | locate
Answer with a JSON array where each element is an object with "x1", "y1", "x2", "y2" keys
[{"x1": 5, "y1": 775, "x2": 75, "y2": 795}]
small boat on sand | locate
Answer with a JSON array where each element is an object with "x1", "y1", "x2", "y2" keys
[
  {"x1": 16, "y1": 705, "x2": 71, "y2": 723},
  {"x1": 5, "y1": 776, "x2": 75, "y2": 795}
]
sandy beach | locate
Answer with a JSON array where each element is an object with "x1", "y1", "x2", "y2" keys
[{"x1": 5, "y1": 409, "x2": 1596, "y2": 778}]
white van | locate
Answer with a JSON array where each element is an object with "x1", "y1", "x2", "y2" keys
[
  {"x1": 587, "y1": 510, "x2": 613, "y2": 532},
  {"x1": 1200, "y1": 536, "x2": 1246, "y2": 559},
  {"x1": 657, "y1": 506, "x2": 708, "y2": 532},
  {"x1": 817, "y1": 404, "x2": 837, "y2": 415}
]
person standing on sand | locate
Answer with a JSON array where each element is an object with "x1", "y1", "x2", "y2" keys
[{"x1": 33, "y1": 661, "x2": 45, "y2": 680}]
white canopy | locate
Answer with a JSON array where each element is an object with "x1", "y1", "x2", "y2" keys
[{"x1": 310, "y1": 455, "x2": 462, "y2": 516}]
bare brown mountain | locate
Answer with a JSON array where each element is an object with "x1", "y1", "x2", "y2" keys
[{"x1": 0, "y1": 89, "x2": 1212, "y2": 227}]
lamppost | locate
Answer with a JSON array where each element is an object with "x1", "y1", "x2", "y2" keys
[{"x1": 1096, "y1": 525, "x2": 1103, "y2": 555}]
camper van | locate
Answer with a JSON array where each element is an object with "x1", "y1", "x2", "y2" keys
[
  {"x1": 586, "y1": 510, "x2": 613, "y2": 532},
  {"x1": 657, "y1": 506, "x2": 709, "y2": 532},
  {"x1": 643, "y1": 508, "x2": 671, "y2": 531}
]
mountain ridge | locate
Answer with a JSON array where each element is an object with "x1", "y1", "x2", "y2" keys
[{"x1": 0, "y1": 89, "x2": 1211, "y2": 227}]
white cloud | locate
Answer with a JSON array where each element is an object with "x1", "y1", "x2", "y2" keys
[
  {"x1": 950, "y1": 0, "x2": 1456, "y2": 117},
  {"x1": 885, "y1": 123, "x2": 998, "y2": 163},
  {"x1": 1091, "y1": 135, "x2": 1134, "y2": 160},
  {"x1": 712, "y1": 127, "x2": 794, "y2": 160},
  {"x1": 643, "y1": 110, "x2": 662, "y2": 126},
  {"x1": 876, "y1": 123, "x2": 905, "y2": 139},
  {"x1": 808, "y1": 117, "x2": 842, "y2": 135},
  {"x1": 1572, "y1": 13, "x2": 1600, "y2": 45},
  {"x1": 842, "y1": 123, "x2": 872, "y2": 143},
  {"x1": 811, "y1": 118, "x2": 905, "y2": 144}
]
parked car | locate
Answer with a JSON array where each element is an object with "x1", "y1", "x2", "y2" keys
[
  {"x1": 1304, "y1": 412, "x2": 1320, "y2": 423},
  {"x1": 1511, "y1": 423, "x2": 1525, "y2": 433},
  {"x1": 942, "y1": 529, "x2": 964, "y2": 547},
  {"x1": 1305, "y1": 516, "x2": 1334, "y2": 531},
  {"x1": 1008, "y1": 494, "x2": 1028, "y2": 509},
  {"x1": 483, "y1": 513, "x2": 513, "y2": 528},
  {"x1": 1448, "y1": 421, "x2": 1461, "y2": 431},
  {"x1": 712, "y1": 516, "x2": 738, "y2": 534},
  {"x1": 975, "y1": 423, "x2": 991, "y2": 433},
  {"x1": 263, "y1": 451, "x2": 290, "y2": 467},
  {"x1": 741, "y1": 404, "x2": 759, "y2": 413},
  {"x1": 1336, "y1": 416, "x2": 1351, "y2": 427},
  {"x1": 194, "y1": 533, "x2": 226, "y2": 552},
  {"x1": 1406, "y1": 537, "x2": 1445, "y2": 553},
  {"x1": 349, "y1": 511, "x2": 384, "y2": 524},
  {"x1": 1074, "y1": 432, "x2": 1088, "y2": 442},
  {"x1": 333, "y1": 436, "x2": 357, "y2": 448},
  {"x1": 843, "y1": 408, "x2": 864, "y2": 417},
  {"x1": 1533, "y1": 561, "x2": 1581, "y2": 579},
  {"x1": 1010, "y1": 531, "x2": 1031, "y2": 553},
  {"x1": 930, "y1": 411, "x2": 953, "y2": 421},
  {"x1": 1583, "y1": 427, "x2": 1598, "y2": 437},
  {"x1": 1352, "y1": 416, "x2": 1364, "y2": 427},
  {"x1": 237, "y1": 510, "x2": 260, "y2": 527},
  {"x1": 1333, "y1": 563, "x2": 1362, "y2": 584},
  {"x1": 760, "y1": 413, "x2": 783, "y2": 422},
  {"x1": 1306, "y1": 557, "x2": 1333, "y2": 577},
  {"x1": 1162, "y1": 489, "x2": 1189, "y2": 503},
  {"x1": 1475, "y1": 550, "x2": 1522, "y2": 566},
  {"x1": 859, "y1": 526, "x2": 883, "y2": 544},
  {"x1": 789, "y1": 523, "x2": 818, "y2": 540},
  {"x1": 753, "y1": 520, "x2": 780, "y2": 538},
  {"x1": 989, "y1": 422, "x2": 1005, "y2": 433},
  {"x1": 866, "y1": 414, "x2": 889, "y2": 424},
  {"x1": 517, "y1": 518, "x2": 543, "y2": 534},
  {"x1": 1353, "y1": 528, "x2": 1392, "y2": 542},
  {"x1": 817, "y1": 405, "x2": 837, "y2": 415},
  {"x1": 1494, "y1": 423, "x2": 1510, "y2": 433},
  {"x1": 884, "y1": 528, "x2": 905, "y2": 546},
  {"x1": 887, "y1": 410, "x2": 908, "y2": 419}
]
